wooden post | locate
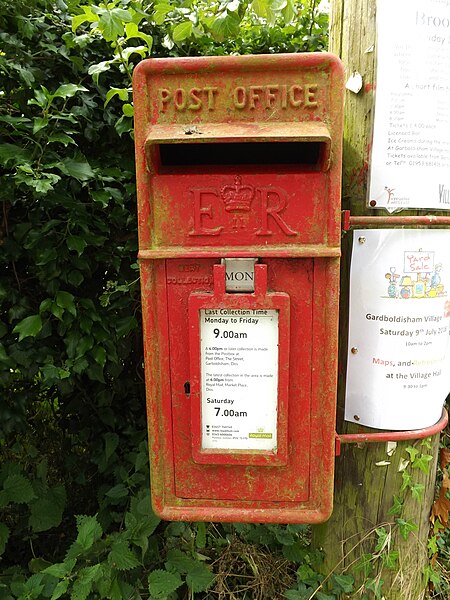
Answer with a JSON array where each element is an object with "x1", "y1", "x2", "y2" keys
[{"x1": 313, "y1": 1, "x2": 446, "y2": 598}]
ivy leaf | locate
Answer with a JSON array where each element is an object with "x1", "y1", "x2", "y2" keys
[
  {"x1": 148, "y1": 569, "x2": 183, "y2": 599},
  {"x1": 13, "y1": 314, "x2": 43, "y2": 342},
  {"x1": 411, "y1": 483, "x2": 425, "y2": 502},
  {"x1": 185, "y1": 562, "x2": 215, "y2": 592},
  {"x1": 58, "y1": 157, "x2": 95, "y2": 182},
  {"x1": 400, "y1": 470, "x2": 412, "y2": 492},
  {"x1": 211, "y1": 11, "x2": 241, "y2": 40},
  {"x1": 412, "y1": 454, "x2": 433, "y2": 475},
  {"x1": 3, "y1": 473, "x2": 36, "y2": 503},
  {"x1": 104, "y1": 87, "x2": 129, "y2": 107},
  {"x1": 152, "y1": 3, "x2": 174, "y2": 26},
  {"x1": 56, "y1": 291, "x2": 77, "y2": 317},
  {"x1": 172, "y1": 21, "x2": 193, "y2": 42},
  {"x1": 88, "y1": 60, "x2": 112, "y2": 84},
  {"x1": 122, "y1": 103, "x2": 134, "y2": 117},
  {"x1": 67, "y1": 235, "x2": 87, "y2": 256},
  {"x1": 387, "y1": 495, "x2": 403, "y2": 516},
  {"x1": 99, "y1": 8, "x2": 132, "y2": 42},
  {"x1": 332, "y1": 573, "x2": 354, "y2": 593},
  {"x1": 53, "y1": 83, "x2": 88, "y2": 99},
  {"x1": 405, "y1": 446, "x2": 419, "y2": 462},
  {"x1": 395, "y1": 518, "x2": 418, "y2": 541},
  {"x1": 125, "y1": 22, "x2": 153, "y2": 49}
]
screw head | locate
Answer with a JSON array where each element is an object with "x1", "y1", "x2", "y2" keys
[
  {"x1": 351, "y1": 347, "x2": 358, "y2": 354},
  {"x1": 358, "y1": 236, "x2": 366, "y2": 244}
]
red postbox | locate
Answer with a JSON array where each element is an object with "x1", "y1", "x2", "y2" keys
[{"x1": 133, "y1": 53, "x2": 344, "y2": 523}]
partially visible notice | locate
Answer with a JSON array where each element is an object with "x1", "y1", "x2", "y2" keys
[
  {"x1": 345, "y1": 229, "x2": 450, "y2": 430},
  {"x1": 369, "y1": 0, "x2": 450, "y2": 211}
]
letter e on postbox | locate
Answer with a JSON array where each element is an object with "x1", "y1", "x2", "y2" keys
[{"x1": 133, "y1": 53, "x2": 344, "y2": 523}]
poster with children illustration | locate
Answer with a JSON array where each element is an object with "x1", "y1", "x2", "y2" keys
[{"x1": 345, "y1": 229, "x2": 450, "y2": 430}]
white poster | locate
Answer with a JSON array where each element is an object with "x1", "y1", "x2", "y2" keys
[
  {"x1": 200, "y1": 309, "x2": 279, "y2": 450},
  {"x1": 368, "y1": 0, "x2": 450, "y2": 211},
  {"x1": 345, "y1": 230, "x2": 450, "y2": 430}
]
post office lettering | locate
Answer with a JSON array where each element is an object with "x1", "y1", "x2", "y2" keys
[{"x1": 158, "y1": 83, "x2": 319, "y2": 112}]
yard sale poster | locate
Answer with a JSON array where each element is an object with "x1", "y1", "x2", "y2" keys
[{"x1": 345, "y1": 229, "x2": 450, "y2": 430}]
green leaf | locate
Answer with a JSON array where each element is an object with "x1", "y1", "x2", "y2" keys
[
  {"x1": 275, "y1": 528, "x2": 295, "y2": 545},
  {"x1": 387, "y1": 495, "x2": 403, "y2": 516},
  {"x1": 406, "y1": 446, "x2": 419, "y2": 462},
  {"x1": 33, "y1": 116, "x2": 49, "y2": 134},
  {"x1": 92, "y1": 345, "x2": 107, "y2": 367},
  {"x1": 106, "y1": 483, "x2": 128, "y2": 499},
  {"x1": 381, "y1": 550, "x2": 399, "y2": 570},
  {"x1": 88, "y1": 60, "x2": 112, "y2": 85},
  {"x1": 76, "y1": 515, "x2": 103, "y2": 551},
  {"x1": 411, "y1": 482, "x2": 425, "y2": 502},
  {"x1": 105, "y1": 87, "x2": 129, "y2": 107},
  {"x1": 53, "y1": 83, "x2": 88, "y2": 99},
  {"x1": 152, "y1": 3, "x2": 174, "y2": 26},
  {"x1": 50, "y1": 579, "x2": 70, "y2": 600},
  {"x1": 332, "y1": 574, "x2": 354, "y2": 593},
  {"x1": 365, "y1": 577, "x2": 384, "y2": 599},
  {"x1": 29, "y1": 485, "x2": 66, "y2": 532},
  {"x1": 411, "y1": 453, "x2": 433, "y2": 475},
  {"x1": 396, "y1": 518, "x2": 418, "y2": 541},
  {"x1": 13, "y1": 314, "x2": 43, "y2": 341},
  {"x1": 99, "y1": 8, "x2": 132, "y2": 42},
  {"x1": 195, "y1": 522, "x2": 206, "y2": 549},
  {"x1": 3, "y1": 473, "x2": 36, "y2": 503},
  {"x1": 56, "y1": 291, "x2": 76, "y2": 317},
  {"x1": 400, "y1": 470, "x2": 412, "y2": 492},
  {"x1": 0, "y1": 143, "x2": 31, "y2": 166},
  {"x1": 282, "y1": 541, "x2": 306, "y2": 563},
  {"x1": 125, "y1": 22, "x2": 153, "y2": 49},
  {"x1": 148, "y1": 569, "x2": 183, "y2": 599},
  {"x1": 72, "y1": 6, "x2": 98, "y2": 31},
  {"x1": 185, "y1": 562, "x2": 215, "y2": 592},
  {"x1": 122, "y1": 103, "x2": 134, "y2": 117},
  {"x1": 0, "y1": 523, "x2": 10, "y2": 555},
  {"x1": 43, "y1": 559, "x2": 76, "y2": 579},
  {"x1": 71, "y1": 564, "x2": 103, "y2": 600},
  {"x1": 211, "y1": 11, "x2": 241, "y2": 40},
  {"x1": 67, "y1": 235, "x2": 87, "y2": 256},
  {"x1": 48, "y1": 133, "x2": 76, "y2": 146},
  {"x1": 58, "y1": 157, "x2": 95, "y2": 181},
  {"x1": 108, "y1": 539, "x2": 140, "y2": 570},
  {"x1": 172, "y1": 21, "x2": 193, "y2": 42},
  {"x1": 165, "y1": 549, "x2": 196, "y2": 574}
]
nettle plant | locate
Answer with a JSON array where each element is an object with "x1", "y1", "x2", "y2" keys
[{"x1": 0, "y1": 0, "x2": 331, "y2": 598}]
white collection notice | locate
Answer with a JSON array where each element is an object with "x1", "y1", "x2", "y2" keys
[
  {"x1": 200, "y1": 308, "x2": 279, "y2": 451},
  {"x1": 368, "y1": 0, "x2": 450, "y2": 211},
  {"x1": 345, "y1": 230, "x2": 450, "y2": 430}
]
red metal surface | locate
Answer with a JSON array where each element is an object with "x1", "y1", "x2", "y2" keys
[
  {"x1": 338, "y1": 408, "x2": 448, "y2": 444},
  {"x1": 134, "y1": 53, "x2": 345, "y2": 523},
  {"x1": 349, "y1": 215, "x2": 450, "y2": 227}
]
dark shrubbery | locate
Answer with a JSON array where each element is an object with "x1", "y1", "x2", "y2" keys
[{"x1": 0, "y1": 1, "x2": 331, "y2": 597}]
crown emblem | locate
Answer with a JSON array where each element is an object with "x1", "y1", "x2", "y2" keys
[{"x1": 221, "y1": 176, "x2": 254, "y2": 212}]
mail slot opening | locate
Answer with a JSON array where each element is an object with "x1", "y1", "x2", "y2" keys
[{"x1": 158, "y1": 141, "x2": 327, "y2": 169}]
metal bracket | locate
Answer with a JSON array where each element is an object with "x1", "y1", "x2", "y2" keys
[{"x1": 335, "y1": 408, "x2": 448, "y2": 453}]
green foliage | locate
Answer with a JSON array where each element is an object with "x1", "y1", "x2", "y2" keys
[{"x1": 0, "y1": 0, "x2": 329, "y2": 597}]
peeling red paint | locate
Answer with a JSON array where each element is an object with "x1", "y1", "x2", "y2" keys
[{"x1": 133, "y1": 54, "x2": 345, "y2": 523}]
